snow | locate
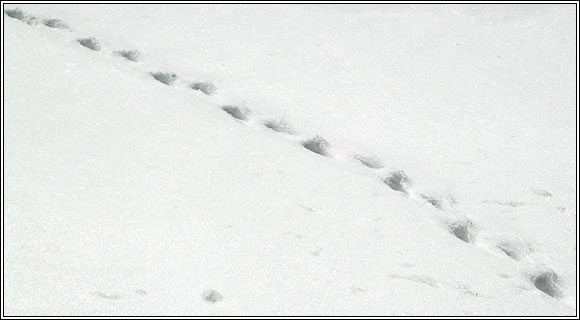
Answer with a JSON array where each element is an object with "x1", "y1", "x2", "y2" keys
[{"x1": 2, "y1": 4, "x2": 577, "y2": 316}]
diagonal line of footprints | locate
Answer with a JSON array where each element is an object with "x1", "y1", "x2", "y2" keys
[{"x1": 4, "y1": 7, "x2": 566, "y2": 300}]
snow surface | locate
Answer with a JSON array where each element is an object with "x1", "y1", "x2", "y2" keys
[{"x1": 2, "y1": 4, "x2": 577, "y2": 316}]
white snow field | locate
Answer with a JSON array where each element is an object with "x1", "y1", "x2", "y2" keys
[{"x1": 2, "y1": 3, "x2": 577, "y2": 316}]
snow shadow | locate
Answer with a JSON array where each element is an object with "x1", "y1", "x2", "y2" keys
[
  {"x1": 78, "y1": 37, "x2": 101, "y2": 51},
  {"x1": 302, "y1": 136, "x2": 331, "y2": 157},
  {"x1": 190, "y1": 81, "x2": 217, "y2": 96},
  {"x1": 115, "y1": 49, "x2": 141, "y2": 62},
  {"x1": 151, "y1": 71, "x2": 177, "y2": 86},
  {"x1": 222, "y1": 105, "x2": 248, "y2": 121}
]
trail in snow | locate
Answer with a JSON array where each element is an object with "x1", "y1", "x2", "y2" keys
[{"x1": 4, "y1": 6, "x2": 570, "y2": 307}]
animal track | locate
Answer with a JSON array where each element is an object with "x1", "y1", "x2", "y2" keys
[
  {"x1": 190, "y1": 81, "x2": 217, "y2": 96},
  {"x1": 115, "y1": 49, "x2": 141, "y2": 62},
  {"x1": 420, "y1": 194, "x2": 444, "y2": 210},
  {"x1": 91, "y1": 289, "x2": 148, "y2": 301},
  {"x1": 42, "y1": 18, "x2": 68, "y2": 29},
  {"x1": 383, "y1": 170, "x2": 411, "y2": 194},
  {"x1": 263, "y1": 118, "x2": 296, "y2": 134},
  {"x1": 222, "y1": 105, "x2": 248, "y2": 121},
  {"x1": 202, "y1": 289, "x2": 223, "y2": 303},
  {"x1": 456, "y1": 284, "x2": 480, "y2": 297},
  {"x1": 78, "y1": 37, "x2": 101, "y2": 51},
  {"x1": 420, "y1": 193, "x2": 456, "y2": 210},
  {"x1": 497, "y1": 242, "x2": 522, "y2": 260},
  {"x1": 350, "y1": 285, "x2": 366, "y2": 293},
  {"x1": 91, "y1": 291, "x2": 124, "y2": 300},
  {"x1": 496, "y1": 240, "x2": 531, "y2": 261},
  {"x1": 354, "y1": 154, "x2": 384, "y2": 169},
  {"x1": 310, "y1": 247, "x2": 323, "y2": 256},
  {"x1": 134, "y1": 289, "x2": 148, "y2": 296},
  {"x1": 7, "y1": 11, "x2": 519, "y2": 288},
  {"x1": 532, "y1": 189, "x2": 552, "y2": 197},
  {"x1": 4, "y1": 8, "x2": 27, "y2": 20},
  {"x1": 389, "y1": 274, "x2": 437, "y2": 287},
  {"x1": 482, "y1": 200, "x2": 527, "y2": 207},
  {"x1": 447, "y1": 220, "x2": 474, "y2": 243},
  {"x1": 4, "y1": 8, "x2": 39, "y2": 25},
  {"x1": 151, "y1": 71, "x2": 177, "y2": 86},
  {"x1": 302, "y1": 136, "x2": 331, "y2": 157},
  {"x1": 531, "y1": 269, "x2": 563, "y2": 298}
]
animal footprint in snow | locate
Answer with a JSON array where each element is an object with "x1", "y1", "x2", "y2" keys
[
  {"x1": 496, "y1": 239, "x2": 532, "y2": 261},
  {"x1": 4, "y1": 8, "x2": 28, "y2": 20},
  {"x1": 222, "y1": 105, "x2": 249, "y2": 121},
  {"x1": 42, "y1": 18, "x2": 69, "y2": 29},
  {"x1": 190, "y1": 81, "x2": 217, "y2": 96},
  {"x1": 531, "y1": 269, "x2": 563, "y2": 298},
  {"x1": 350, "y1": 285, "x2": 366, "y2": 293},
  {"x1": 4, "y1": 8, "x2": 39, "y2": 25},
  {"x1": 389, "y1": 274, "x2": 437, "y2": 287},
  {"x1": 446, "y1": 220, "x2": 475, "y2": 243},
  {"x1": 302, "y1": 136, "x2": 332, "y2": 157},
  {"x1": 264, "y1": 118, "x2": 296, "y2": 134},
  {"x1": 115, "y1": 49, "x2": 141, "y2": 62},
  {"x1": 310, "y1": 247, "x2": 323, "y2": 256},
  {"x1": 202, "y1": 289, "x2": 223, "y2": 303},
  {"x1": 456, "y1": 284, "x2": 480, "y2": 297},
  {"x1": 532, "y1": 189, "x2": 552, "y2": 197},
  {"x1": 481, "y1": 200, "x2": 527, "y2": 207},
  {"x1": 354, "y1": 154, "x2": 384, "y2": 169},
  {"x1": 134, "y1": 289, "x2": 148, "y2": 296},
  {"x1": 383, "y1": 170, "x2": 411, "y2": 194},
  {"x1": 5, "y1": 8, "x2": 69, "y2": 28},
  {"x1": 420, "y1": 194, "x2": 444, "y2": 210},
  {"x1": 78, "y1": 37, "x2": 101, "y2": 51},
  {"x1": 151, "y1": 71, "x2": 177, "y2": 86},
  {"x1": 91, "y1": 291, "x2": 124, "y2": 300},
  {"x1": 419, "y1": 193, "x2": 456, "y2": 210},
  {"x1": 91, "y1": 289, "x2": 148, "y2": 301}
]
